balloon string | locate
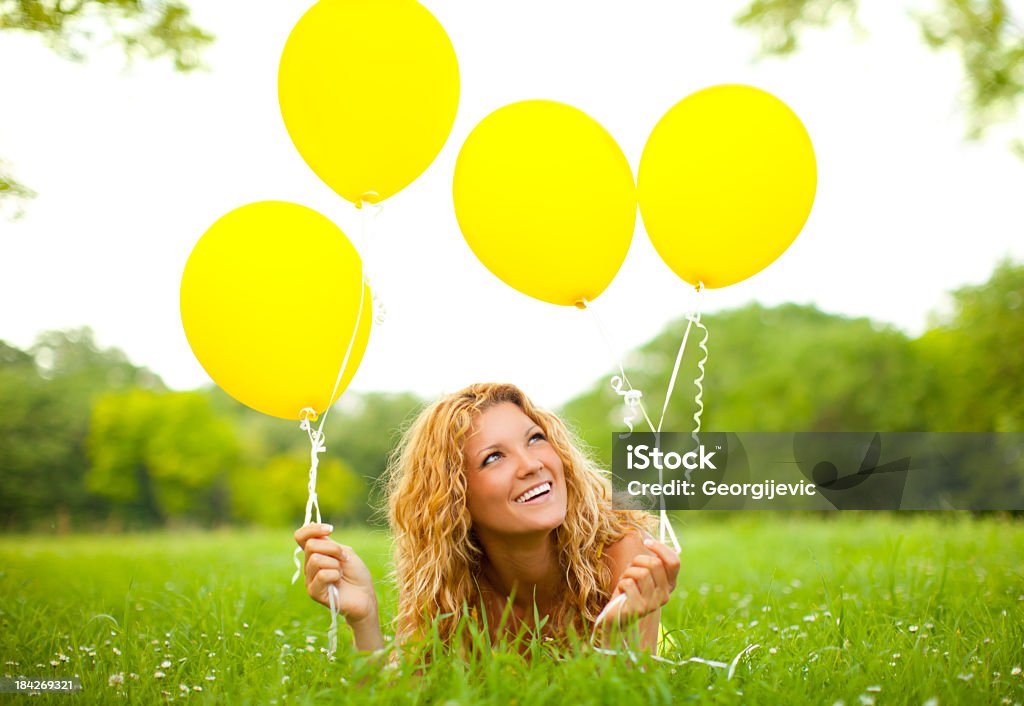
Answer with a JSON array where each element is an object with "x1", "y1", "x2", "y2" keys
[
  {"x1": 327, "y1": 572, "x2": 339, "y2": 659},
  {"x1": 655, "y1": 311, "x2": 694, "y2": 552},
  {"x1": 580, "y1": 298, "x2": 656, "y2": 435},
  {"x1": 649, "y1": 283, "x2": 705, "y2": 552},
  {"x1": 656, "y1": 283, "x2": 705, "y2": 435},
  {"x1": 358, "y1": 197, "x2": 387, "y2": 325},
  {"x1": 289, "y1": 242, "x2": 370, "y2": 660},
  {"x1": 579, "y1": 298, "x2": 679, "y2": 551},
  {"x1": 659, "y1": 507, "x2": 681, "y2": 552}
]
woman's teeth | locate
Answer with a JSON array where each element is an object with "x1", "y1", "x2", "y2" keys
[{"x1": 514, "y1": 482, "x2": 551, "y2": 503}]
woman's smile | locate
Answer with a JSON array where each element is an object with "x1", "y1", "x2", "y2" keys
[{"x1": 513, "y1": 480, "x2": 553, "y2": 504}]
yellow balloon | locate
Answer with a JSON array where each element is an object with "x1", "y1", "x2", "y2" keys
[
  {"x1": 180, "y1": 201, "x2": 372, "y2": 420},
  {"x1": 638, "y1": 84, "x2": 817, "y2": 289},
  {"x1": 278, "y1": 0, "x2": 460, "y2": 205},
  {"x1": 453, "y1": 100, "x2": 636, "y2": 307}
]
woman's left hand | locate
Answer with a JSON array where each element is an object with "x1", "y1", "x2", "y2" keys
[{"x1": 603, "y1": 537, "x2": 680, "y2": 624}]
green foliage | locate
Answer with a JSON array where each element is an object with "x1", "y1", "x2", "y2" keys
[
  {"x1": 0, "y1": 0, "x2": 212, "y2": 70},
  {"x1": 565, "y1": 260, "x2": 1024, "y2": 468},
  {"x1": 563, "y1": 304, "x2": 934, "y2": 467},
  {"x1": 922, "y1": 258, "x2": 1024, "y2": 431},
  {"x1": 917, "y1": 0, "x2": 1024, "y2": 141},
  {"x1": 228, "y1": 454, "x2": 365, "y2": 528},
  {"x1": 0, "y1": 159, "x2": 37, "y2": 220},
  {"x1": 87, "y1": 388, "x2": 240, "y2": 526},
  {"x1": 0, "y1": 327, "x2": 162, "y2": 530},
  {"x1": 29, "y1": 327, "x2": 162, "y2": 393},
  {"x1": 204, "y1": 387, "x2": 424, "y2": 524},
  {"x1": 0, "y1": 0, "x2": 212, "y2": 214},
  {"x1": 736, "y1": 0, "x2": 859, "y2": 55},
  {"x1": 0, "y1": 347, "x2": 70, "y2": 528},
  {"x1": 2, "y1": 262, "x2": 1021, "y2": 529},
  {"x1": 322, "y1": 391, "x2": 425, "y2": 522},
  {"x1": 736, "y1": 0, "x2": 1024, "y2": 152}
]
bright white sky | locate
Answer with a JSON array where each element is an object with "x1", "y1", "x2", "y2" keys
[{"x1": 2, "y1": 0, "x2": 1022, "y2": 410}]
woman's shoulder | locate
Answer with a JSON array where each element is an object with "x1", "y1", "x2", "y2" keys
[{"x1": 601, "y1": 522, "x2": 654, "y2": 575}]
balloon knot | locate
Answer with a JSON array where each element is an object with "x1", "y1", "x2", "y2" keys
[{"x1": 358, "y1": 192, "x2": 381, "y2": 208}]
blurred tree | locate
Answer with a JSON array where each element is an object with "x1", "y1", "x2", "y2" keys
[
  {"x1": 0, "y1": 159, "x2": 37, "y2": 220},
  {"x1": 562, "y1": 304, "x2": 932, "y2": 467},
  {"x1": 323, "y1": 392, "x2": 424, "y2": 522},
  {"x1": 0, "y1": 328, "x2": 162, "y2": 530},
  {"x1": 564, "y1": 267, "x2": 1023, "y2": 509},
  {"x1": 736, "y1": 0, "x2": 1024, "y2": 155},
  {"x1": 920, "y1": 258, "x2": 1024, "y2": 431},
  {"x1": 202, "y1": 387, "x2": 424, "y2": 524},
  {"x1": 87, "y1": 388, "x2": 239, "y2": 526},
  {"x1": 30, "y1": 327, "x2": 162, "y2": 392},
  {"x1": 228, "y1": 454, "x2": 365, "y2": 528},
  {"x1": 0, "y1": 341, "x2": 62, "y2": 529},
  {"x1": 0, "y1": 0, "x2": 213, "y2": 215}
]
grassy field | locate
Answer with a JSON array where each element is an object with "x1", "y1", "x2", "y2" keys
[{"x1": 1, "y1": 514, "x2": 1022, "y2": 705}]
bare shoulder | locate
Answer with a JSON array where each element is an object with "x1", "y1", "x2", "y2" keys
[{"x1": 602, "y1": 526, "x2": 653, "y2": 579}]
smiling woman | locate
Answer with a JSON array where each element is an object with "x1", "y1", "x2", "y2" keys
[{"x1": 294, "y1": 382, "x2": 678, "y2": 654}]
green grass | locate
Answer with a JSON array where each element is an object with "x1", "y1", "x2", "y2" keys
[{"x1": 1, "y1": 515, "x2": 1022, "y2": 704}]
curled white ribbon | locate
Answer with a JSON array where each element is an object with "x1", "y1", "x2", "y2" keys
[
  {"x1": 291, "y1": 410, "x2": 340, "y2": 658},
  {"x1": 690, "y1": 314, "x2": 709, "y2": 440},
  {"x1": 610, "y1": 375, "x2": 644, "y2": 435},
  {"x1": 590, "y1": 594, "x2": 758, "y2": 678}
]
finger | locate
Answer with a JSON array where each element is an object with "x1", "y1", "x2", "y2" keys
[
  {"x1": 642, "y1": 539, "x2": 680, "y2": 592},
  {"x1": 294, "y1": 523, "x2": 334, "y2": 549},
  {"x1": 643, "y1": 538, "x2": 681, "y2": 577},
  {"x1": 304, "y1": 553, "x2": 341, "y2": 586},
  {"x1": 620, "y1": 578, "x2": 643, "y2": 618},
  {"x1": 304, "y1": 538, "x2": 347, "y2": 562},
  {"x1": 632, "y1": 554, "x2": 669, "y2": 595},
  {"x1": 304, "y1": 542, "x2": 354, "y2": 576},
  {"x1": 310, "y1": 568, "x2": 342, "y2": 598},
  {"x1": 620, "y1": 567, "x2": 656, "y2": 610},
  {"x1": 634, "y1": 567, "x2": 656, "y2": 600},
  {"x1": 619, "y1": 566, "x2": 651, "y2": 588}
]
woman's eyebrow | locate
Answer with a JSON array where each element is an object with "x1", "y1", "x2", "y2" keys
[
  {"x1": 474, "y1": 426, "x2": 540, "y2": 459},
  {"x1": 475, "y1": 443, "x2": 500, "y2": 460}
]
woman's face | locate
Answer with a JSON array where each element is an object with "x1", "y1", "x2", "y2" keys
[{"x1": 463, "y1": 402, "x2": 568, "y2": 540}]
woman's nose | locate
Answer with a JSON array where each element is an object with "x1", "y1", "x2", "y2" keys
[{"x1": 514, "y1": 451, "x2": 544, "y2": 476}]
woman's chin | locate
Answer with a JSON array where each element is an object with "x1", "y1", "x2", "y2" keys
[{"x1": 513, "y1": 504, "x2": 567, "y2": 532}]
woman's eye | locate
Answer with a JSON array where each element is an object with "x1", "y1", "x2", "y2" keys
[
  {"x1": 529, "y1": 432, "x2": 546, "y2": 444},
  {"x1": 482, "y1": 452, "x2": 501, "y2": 467}
]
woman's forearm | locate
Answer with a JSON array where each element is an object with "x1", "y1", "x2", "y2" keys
[
  {"x1": 596, "y1": 607, "x2": 661, "y2": 654},
  {"x1": 348, "y1": 611, "x2": 386, "y2": 652}
]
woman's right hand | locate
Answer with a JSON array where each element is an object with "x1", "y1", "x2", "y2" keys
[{"x1": 294, "y1": 524, "x2": 378, "y2": 626}]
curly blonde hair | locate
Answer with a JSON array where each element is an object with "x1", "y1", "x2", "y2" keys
[{"x1": 383, "y1": 382, "x2": 654, "y2": 645}]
